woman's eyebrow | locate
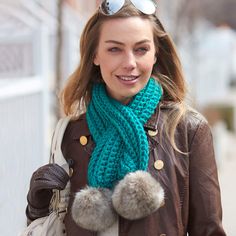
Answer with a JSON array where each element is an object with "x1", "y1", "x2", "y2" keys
[{"x1": 104, "y1": 39, "x2": 151, "y2": 45}]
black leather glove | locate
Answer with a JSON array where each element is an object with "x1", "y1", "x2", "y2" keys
[{"x1": 26, "y1": 163, "x2": 70, "y2": 221}]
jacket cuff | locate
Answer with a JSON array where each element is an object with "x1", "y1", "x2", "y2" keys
[{"x1": 26, "y1": 204, "x2": 49, "y2": 221}]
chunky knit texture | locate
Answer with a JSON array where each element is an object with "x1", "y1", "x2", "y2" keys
[{"x1": 86, "y1": 78, "x2": 162, "y2": 189}]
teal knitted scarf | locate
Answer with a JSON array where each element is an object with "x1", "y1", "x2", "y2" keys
[{"x1": 86, "y1": 78, "x2": 162, "y2": 189}]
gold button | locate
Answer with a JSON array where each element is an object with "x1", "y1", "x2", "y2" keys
[
  {"x1": 80, "y1": 136, "x2": 88, "y2": 146},
  {"x1": 154, "y1": 160, "x2": 164, "y2": 170},
  {"x1": 160, "y1": 234, "x2": 166, "y2": 236},
  {"x1": 148, "y1": 129, "x2": 158, "y2": 136}
]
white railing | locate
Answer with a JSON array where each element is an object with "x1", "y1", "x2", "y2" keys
[
  {"x1": 0, "y1": 4, "x2": 50, "y2": 234},
  {"x1": 0, "y1": 77, "x2": 49, "y2": 235}
]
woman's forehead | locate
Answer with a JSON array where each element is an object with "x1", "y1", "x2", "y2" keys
[{"x1": 98, "y1": 17, "x2": 154, "y2": 43}]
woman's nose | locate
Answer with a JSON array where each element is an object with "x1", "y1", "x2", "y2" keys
[{"x1": 122, "y1": 52, "x2": 137, "y2": 70}]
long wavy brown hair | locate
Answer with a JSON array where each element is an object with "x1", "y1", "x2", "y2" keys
[{"x1": 61, "y1": 2, "x2": 187, "y2": 151}]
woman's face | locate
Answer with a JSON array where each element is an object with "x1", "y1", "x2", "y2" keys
[{"x1": 94, "y1": 17, "x2": 156, "y2": 104}]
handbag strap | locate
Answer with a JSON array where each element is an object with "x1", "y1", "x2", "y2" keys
[
  {"x1": 49, "y1": 116, "x2": 71, "y2": 174},
  {"x1": 49, "y1": 116, "x2": 72, "y2": 215}
]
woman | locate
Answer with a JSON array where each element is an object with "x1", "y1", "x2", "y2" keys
[{"x1": 26, "y1": 0, "x2": 226, "y2": 235}]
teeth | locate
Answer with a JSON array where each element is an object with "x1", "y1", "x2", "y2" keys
[{"x1": 118, "y1": 76, "x2": 137, "y2": 81}]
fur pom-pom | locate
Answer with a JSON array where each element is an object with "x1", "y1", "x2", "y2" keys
[
  {"x1": 71, "y1": 187, "x2": 118, "y2": 231},
  {"x1": 112, "y1": 170, "x2": 164, "y2": 220}
]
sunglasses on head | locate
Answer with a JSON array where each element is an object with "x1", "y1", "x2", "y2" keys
[{"x1": 99, "y1": 0, "x2": 157, "y2": 16}]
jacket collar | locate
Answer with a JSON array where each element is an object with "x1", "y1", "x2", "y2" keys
[
  {"x1": 72, "y1": 113, "x2": 91, "y2": 140},
  {"x1": 144, "y1": 105, "x2": 161, "y2": 131},
  {"x1": 72, "y1": 101, "x2": 172, "y2": 140},
  {"x1": 144, "y1": 101, "x2": 173, "y2": 130}
]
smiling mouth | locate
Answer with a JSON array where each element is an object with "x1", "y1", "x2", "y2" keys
[{"x1": 116, "y1": 75, "x2": 139, "y2": 81}]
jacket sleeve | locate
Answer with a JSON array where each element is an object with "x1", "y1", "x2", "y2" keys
[{"x1": 187, "y1": 118, "x2": 226, "y2": 236}]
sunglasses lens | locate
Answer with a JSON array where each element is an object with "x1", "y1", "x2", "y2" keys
[
  {"x1": 131, "y1": 0, "x2": 156, "y2": 15},
  {"x1": 100, "y1": 0, "x2": 125, "y2": 15}
]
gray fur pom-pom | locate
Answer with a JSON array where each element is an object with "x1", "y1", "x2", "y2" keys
[
  {"x1": 71, "y1": 187, "x2": 118, "y2": 231},
  {"x1": 112, "y1": 170, "x2": 164, "y2": 220}
]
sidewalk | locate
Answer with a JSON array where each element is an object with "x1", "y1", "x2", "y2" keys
[{"x1": 218, "y1": 156, "x2": 236, "y2": 235}]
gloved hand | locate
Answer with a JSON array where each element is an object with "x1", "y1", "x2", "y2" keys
[{"x1": 26, "y1": 163, "x2": 70, "y2": 221}]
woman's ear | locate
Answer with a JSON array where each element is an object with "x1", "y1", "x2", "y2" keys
[
  {"x1": 153, "y1": 55, "x2": 157, "y2": 65},
  {"x1": 154, "y1": 50, "x2": 158, "y2": 64},
  {"x1": 94, "y1": 55, "x2": 100, "y2": 66}
]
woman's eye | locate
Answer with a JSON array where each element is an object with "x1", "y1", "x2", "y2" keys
[
  {"x1": 135, "y1": 47, "x2": 149, "y2": 53},
  {"x1": 108, "y1": 47, "x2": 121, "y2": 52}
]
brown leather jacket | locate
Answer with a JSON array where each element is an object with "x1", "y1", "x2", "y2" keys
[{"x1": 61, "y1": 102, "x2": 226, "y2": 236}]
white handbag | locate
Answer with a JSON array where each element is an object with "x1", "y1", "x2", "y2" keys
[{"x1": 20, "y1": 117, "x2": 71, "y2": 236}]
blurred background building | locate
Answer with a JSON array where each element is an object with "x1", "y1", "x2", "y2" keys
[
  {"x1": 0, "y1": 0, "x2": 97, "y2": 235},
  {"x1": 0, "y1": 0, "x2": 235, "y2": 235}
]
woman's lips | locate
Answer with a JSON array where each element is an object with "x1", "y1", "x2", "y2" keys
[{"x1": 116, "y1": 75, "x2": 139, "y2": 85}]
